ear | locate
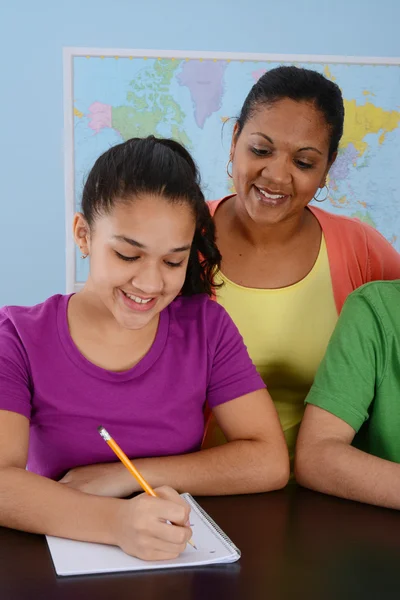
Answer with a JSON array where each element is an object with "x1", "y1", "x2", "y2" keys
[
  {"x1": 230, "y1": 122, "x2": 240, "y2": 159},
  {"x1": 321, "y1": 151, "x2": 337, "y2": 187},
  {"x1": 73, "y1": 213, "x2": 90, "y2": 256}
]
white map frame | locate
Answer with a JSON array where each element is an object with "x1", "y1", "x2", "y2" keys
[{"x1": 64, "y1": 47, "x2": 400, "y2": 293}]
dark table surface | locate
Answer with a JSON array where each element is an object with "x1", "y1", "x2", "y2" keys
[{"x1": 2, "y1": 485, "x2": 400, "y2": 600}]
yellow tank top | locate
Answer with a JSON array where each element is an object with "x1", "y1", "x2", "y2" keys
[{"x1": 215, "y1": 235, "x2": 338, "y2": 462}]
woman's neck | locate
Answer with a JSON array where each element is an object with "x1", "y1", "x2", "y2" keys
[{"x1": 227, "y1": 195, "x2": 312, "y2": 249}]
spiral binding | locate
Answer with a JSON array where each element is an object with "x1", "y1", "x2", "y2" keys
[{"x1": 182, "y1": 493, "x2": 241, "y2": 558}]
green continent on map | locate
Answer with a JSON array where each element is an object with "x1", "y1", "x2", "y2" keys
[
  {"x1": 111, "y1": 59, "x2": 192, "y2": 148},
  {"x1": 112, "y1": 105, "x2": 163, "y2": 139},
  {"x1": 170, "y1": 125, "x2": 191, "y2": 149}
]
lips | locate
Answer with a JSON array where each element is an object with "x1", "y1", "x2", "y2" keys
[
  {"x1": 119, "y1": 289, "x2": 157, "y2": 312},
  {"x1": 255, "y1": 185, "x2": 289, "y2": 200},
  {"x1": 253, "y1": 185, "x2": 290, "y2": 207},
  {"x1": 122, "y1": 291, "x2": 153, "y2": 304}
]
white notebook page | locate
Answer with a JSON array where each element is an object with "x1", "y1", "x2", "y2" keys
[{"x1": 46, "y1": 494, "x2": 240, "y2": 576}]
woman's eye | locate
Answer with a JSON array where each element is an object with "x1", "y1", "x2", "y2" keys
[
  {"x1": 295, "y1": 160, "x2": 313, "y2": 169},
  {"x1": 115, "y1": 252, "x2": 140, "y2": 262},
  {"x1": 250, "y1": 147, "x2": 271, "y2": 157}
]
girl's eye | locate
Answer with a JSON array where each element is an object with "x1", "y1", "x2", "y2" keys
[
  {"x1": 250, "y1": 147, "x2": 271, "y2": 157},
  {"x1": 165, "y1": 261, "x2": 184, "y2": 268},
  {"x1": 115, "y1": 251, "x2": 184, "y2": 268},
  {"x1": 115, "y1": 251, "x2": 140, "y2": 262}
]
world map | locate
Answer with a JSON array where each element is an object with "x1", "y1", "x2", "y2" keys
[{"x1": 70, "y1": 54, "x2": 400, "y2": 284}]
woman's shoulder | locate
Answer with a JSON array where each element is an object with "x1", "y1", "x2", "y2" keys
[
  {"x1": 309, "y1": 205, "x2": 396, "y2": 242},
  {"x1": 207, "y1": 195, "x2": 234, "y2": 217},
  {"x1": 310, "y1": 205, "x2": 373, "y2": 233},
  {"x1": 311, "y1": 205, "x2": 400, "y2": 287},
  {"x1": 310, "y1": 205, "x2": 396, "y2": 250}
]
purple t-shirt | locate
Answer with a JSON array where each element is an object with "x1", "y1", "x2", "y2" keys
[{"x1": 0, "y1": 294, "x2": 264, "y2": 479}]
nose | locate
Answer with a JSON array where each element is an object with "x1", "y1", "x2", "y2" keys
[
  {"x1": 132, "y1": 262, "x2": 163, "y2": 296},
  {"x1": 262, "y1": 154, "x2": 292, "y2": 186}
]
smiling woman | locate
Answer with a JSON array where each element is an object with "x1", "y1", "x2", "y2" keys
[
  {"x1": 203, "y1": 66, "x2": 400, "y2": 466},
  {"x1": 0, "y1": 136, "x2": 289, "y2": 562}
]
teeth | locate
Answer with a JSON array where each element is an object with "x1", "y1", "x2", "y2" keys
[
  {"x1": 258, "y1": 188, "x2": 285, "y2": 200},
  {"x1": 124, "y1": 292, "x2": 152, "y2": 304}
]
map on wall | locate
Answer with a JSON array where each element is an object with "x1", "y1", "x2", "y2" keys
[{"x1": 64, "y1": 49, "x2": 400, "y2": 291}]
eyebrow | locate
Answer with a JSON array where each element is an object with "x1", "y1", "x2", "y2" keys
[
  {"x1": 252, "y1": 132, "x2": 274, "y2": 144},
  {"x1": 251, "y1": 132, "x2": 323, "y2": 155},
  {"x1": 113, "y1": 235, "x2": 191, "y2": 253},
  {"x1": 298, "y1": 146, "x2": 323, "y2": 155}
]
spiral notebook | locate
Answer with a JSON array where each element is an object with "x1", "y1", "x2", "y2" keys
[{"x1": 46, "y1": 493, "x2": 240, "y2": 576}]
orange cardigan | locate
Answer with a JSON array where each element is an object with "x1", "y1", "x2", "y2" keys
[{"x1": 208, "y1": 197, "x2": 400, "y2": 313}]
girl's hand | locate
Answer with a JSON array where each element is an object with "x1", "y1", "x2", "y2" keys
[
  {"x1": 112, "y1": 486, "x2": 192, "y2": 560},
  {"x1": 59, "y1": 462, "x2": 141, "y2": 498}
]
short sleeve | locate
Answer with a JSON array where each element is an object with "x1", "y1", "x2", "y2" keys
[
  {"x1": 305, "y1": 290, "x2": 387, "y2": 432},
  {"x1": 365, "y1": 223, "x2": 400, "y2": 281},
  {"x1": 0, "y1": 309, "x2": 32, "y2": 419},
  {"x1": 206, "y1": 305, "x2": 265, "y2": 408}
]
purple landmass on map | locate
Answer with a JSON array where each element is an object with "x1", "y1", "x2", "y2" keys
[
  {"x1": 329, "y1": 143, "x2": 359, "y2": 186},
  {"x1": 88, "y1": 102, "x2": 112, "y2": 133},
  {"x1": 252, "y1": 68, "x2": 267, "y2": 82},
  {"x1": 177, "y1": 60, "x2": 227, "y2": 128}
]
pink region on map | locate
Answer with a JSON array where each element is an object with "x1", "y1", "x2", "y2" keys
[
  {"x1": 88, "y1": 102, "x2": 112, "y2": 133},
  {"x1": 252, "y1": 68, "x2": 267, "y2": 82},
  {"x1": 178, "y1": 60, "x2": 227, "y2": 128}
]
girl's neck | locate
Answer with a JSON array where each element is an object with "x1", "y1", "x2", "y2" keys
[
  {"x1": 67, "y1": 286, "x2": 160, "y2": 372},
  {"x1": 70, "y1": 284, "x2": 158, "y2": 345}
]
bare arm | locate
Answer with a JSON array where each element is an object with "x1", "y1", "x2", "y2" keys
[
  {"x1": 295, "y1": 405, "x2": 400, "y2": 510},
  {"x1": 61, "y1": 389, "x2": 290, "y2": 497},
  {"x1": 0, "y1": 410, "x2": 192, "y2": 560}
]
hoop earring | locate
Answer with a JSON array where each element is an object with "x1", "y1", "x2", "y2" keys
[
  {"x1": 81, "y1": 253, "x2": 89, "y2": 259},
  {"x1": 226, "y1": 159, "x2": 233, "y2": 179},
  {"x1": 314, "y1": 184, "x2": 329, "y2": 203}
]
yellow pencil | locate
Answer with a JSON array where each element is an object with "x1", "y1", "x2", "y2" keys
[{"x1": 97, "y1": 426, "x2": 196, "y2": 549}]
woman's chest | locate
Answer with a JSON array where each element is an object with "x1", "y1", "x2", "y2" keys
[{"x1": 216, "y1": 246, "x2": 338, "y2": 386}]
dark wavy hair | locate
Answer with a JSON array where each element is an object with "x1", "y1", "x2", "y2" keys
[
  {"x1": 236, "y1": 65, "x2": 345, "y2": 160},
  {"x1": 81, "y1": 136, "x2": 221, "y2": 296}
]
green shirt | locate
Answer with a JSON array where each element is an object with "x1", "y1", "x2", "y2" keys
[{"x1": 305, "y1": 280, "x2": 400, "y2": 462}]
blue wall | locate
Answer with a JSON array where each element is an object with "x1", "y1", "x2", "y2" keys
[{"x1": 1, "y1": 0, "x2": 399, "y2": 306}]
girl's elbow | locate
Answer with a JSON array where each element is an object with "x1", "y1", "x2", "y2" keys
[
  {"x1": 273, "y1": 452, "x2": 290, "y2": 490},
  {"x1": 257, "y1": 444, "x2": 290, "y2": 492}
]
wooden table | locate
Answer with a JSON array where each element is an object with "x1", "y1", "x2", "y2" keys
[{"x1": 2, "y1": 485, "x2": 400, "y2": 600}]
